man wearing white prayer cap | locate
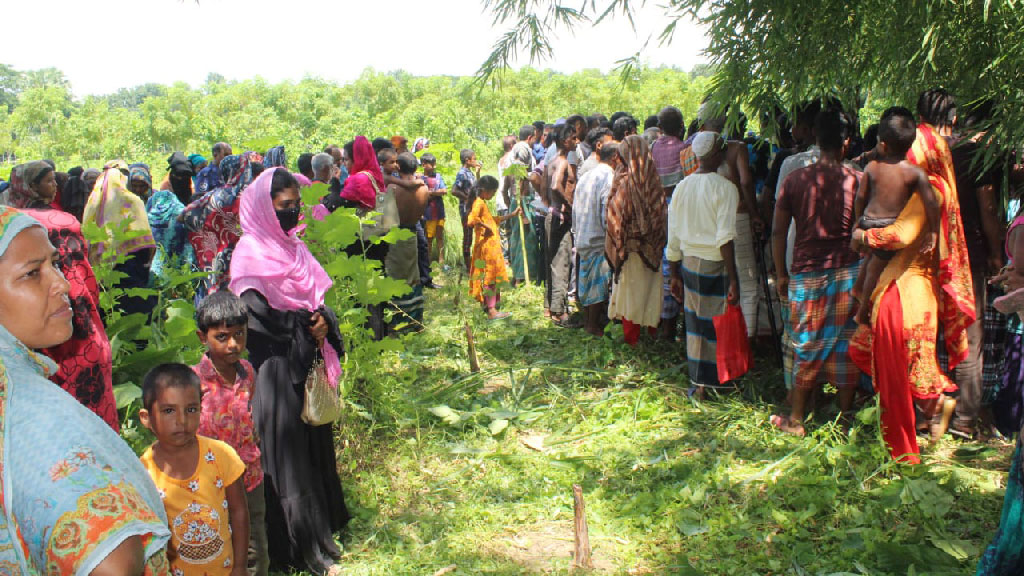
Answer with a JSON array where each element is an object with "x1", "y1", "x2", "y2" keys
[
  {"x1": 665, "y1": 128, "x2": 740, "y2": 396},
  {"x1": 688, "y1": 99, "x2": 764, "y2": 338}
]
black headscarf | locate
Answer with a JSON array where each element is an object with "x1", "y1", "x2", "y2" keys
[{"x1": 167, "y1": 152, "x2": 195, "y2": 204}]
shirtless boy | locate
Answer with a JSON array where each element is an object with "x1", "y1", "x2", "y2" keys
[
  {"x1": 853, "y1": 107, "x2": 940, "y2": 324},
  {"x1": 541, "y1": 123, "x2": 579, "y2": 325},
  {"x1": 386, "y1": 152, "x2": 432, "y2": 331}
]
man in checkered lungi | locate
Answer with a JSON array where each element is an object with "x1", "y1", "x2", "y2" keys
[{"x1": 770, "y1": 108, "x2": 863, "y2": 436}]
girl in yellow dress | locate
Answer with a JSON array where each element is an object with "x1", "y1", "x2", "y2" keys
[{"x1": 468, "y1": 175, "x2": 522, "y2": 319}]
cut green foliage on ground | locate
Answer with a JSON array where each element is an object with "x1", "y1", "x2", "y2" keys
[{"x1": 304, "y1": 272, "x2": 1013, "y2": 575}]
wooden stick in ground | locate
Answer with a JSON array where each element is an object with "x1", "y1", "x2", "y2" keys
[
  {"x1": 517, "y1": 194, "x2": 531, "y2": 285},
  {"x1": 573, "y1": 484, "x2": 593, "y2": 570},
  {"x1": 465, "y1": 322, "x2": 480, "y2": 373}
]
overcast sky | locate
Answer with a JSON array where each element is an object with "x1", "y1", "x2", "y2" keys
[{"x1": 4, "y1": 0, "x2": 709, "y2": 97}]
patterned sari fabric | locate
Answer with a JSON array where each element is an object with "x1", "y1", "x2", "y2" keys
[
  {"x1": 910, "y1": 124, "x2": 976, "y2": 364},
  {"x1": 264, "y1": 146, "x2": 286, "y2": 168},
  {"x1": 7, "y1": 165, "x2": 119, "y2": 430},
  {"x1": 81, "y1": 161, "x2": 157, "y2": 263},
  {"x1": 21, "y1": 208, "x2": 118, "y2": 431},
  {"x1": 0, "y1": 207, "x2": 171, "y2": 575},
  {"x1": 605, "y1": 135, "x2": 667, "y2": 277},
  {"x1": 146, "y1": 189, "x2": 195, "y2": 283},
  {"x1": 181, "y1": 153, "x2": 257, "y2": 295},
  {"x1": 850, "y1": 124, "x2": 975, "y2": 463},
  {"x1": 5, "y1": 162, "x2": 52, "y2": 209}
]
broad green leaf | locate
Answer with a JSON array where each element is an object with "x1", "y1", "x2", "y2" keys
[
  {"x1": 679, "y1": 523, "x2": 708, "y2": 537},
  {"x1": 488, "y1": 419, "x2": 509, "y2": 435},
  {"x1": 113, "y1": 382, "x2": 142, "y2": 410}
]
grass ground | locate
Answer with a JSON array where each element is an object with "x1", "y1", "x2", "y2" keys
[{"x1": 285, "y1": 271, "x2": 1014, "y2": 575}]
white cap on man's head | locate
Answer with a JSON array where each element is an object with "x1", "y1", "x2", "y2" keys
[{"x1": 692, "y1": 132, "x2": 725, "y2": 159}]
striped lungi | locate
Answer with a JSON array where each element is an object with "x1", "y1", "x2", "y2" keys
[
  {"x1": 983, "y1": 285, "x2": 1008, "y2": 402},
  {"x1": 578, "y1": 249, "x2": 611, "y2": 306},
  {"x1": 390, "y1": 283, "x2": 424, "y2": 334},
  {"x1": 788, "y1": 263, "x2": 859, "y2": 391},
  {"x1": 682, "y1": 255, "x2": 727, "y2": 386}
]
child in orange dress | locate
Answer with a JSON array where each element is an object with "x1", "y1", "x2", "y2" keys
[{"x1": 468, "y1": 175, "x2": 522, "y2": 319}]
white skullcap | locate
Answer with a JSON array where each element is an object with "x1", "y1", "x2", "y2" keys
[{"x1": 692, "y1": 131, "x2": 725, "y2": 159}]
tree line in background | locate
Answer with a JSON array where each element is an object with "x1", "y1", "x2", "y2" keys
[{"x1": 0, "y1": 65, "x2": 713, "y2": 175}]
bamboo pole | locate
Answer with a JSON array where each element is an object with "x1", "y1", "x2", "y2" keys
[
  {"x1": 572, "y1": 484, "x2": 593, "y2": 570},
  {"x1": 517, "y1": 195, "x2": 531, "y2": 285}
]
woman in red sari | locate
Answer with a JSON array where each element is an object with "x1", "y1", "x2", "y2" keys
[
  {"x1": 851, "y1": 103, "x2": 974, "y2": 464},
  {"x1": 7, "y1": 161, "x2": 118, "y2": 430}
]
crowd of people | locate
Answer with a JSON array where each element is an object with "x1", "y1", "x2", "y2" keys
[{"x1": 0, "y1": 86, "x2": 1024, "y2": 574}]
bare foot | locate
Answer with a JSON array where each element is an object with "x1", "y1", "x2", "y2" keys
[{"x1": 771, "y1": 414, "x2": 806, "y2": 437}]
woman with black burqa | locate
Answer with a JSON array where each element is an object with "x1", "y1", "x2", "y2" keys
[{"x1": 229, "y1": 166, "x2": 349, "y2": 576}]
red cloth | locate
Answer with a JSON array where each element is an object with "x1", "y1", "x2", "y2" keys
[
  {"x1": 852, "y1": 284, "x2": 919, "y2": 463},
  {"x1": 340, "y1": 136, "x2": 385, "y2": 210},
  {"x1": 21, "y1": 208, "x2": 118, "y2": 431},
  {"x1": 622, "y1": 320, "x2": 657, "y2": 345},
  {"x1": 713, "y1": 304, "x2": 752, "y2": 382}
]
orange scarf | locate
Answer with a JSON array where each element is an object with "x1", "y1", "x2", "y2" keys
[{"x1": 907, "y1": 123, "x2": 976, "y2": 368}]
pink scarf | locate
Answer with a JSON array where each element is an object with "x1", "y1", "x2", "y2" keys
[
  {"x1": 339, "y1": 136, "x2": 384, "y2": 210},
  {"x1": 229, "y1": 167, "x2": 341, "y2": 387},
  {"x1": 293, "y1": 173, "x2": 312, "y2": 188}
]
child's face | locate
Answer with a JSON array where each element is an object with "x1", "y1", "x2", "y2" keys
[
  {"x1": 467, "y1": 154, "x2": 477, "y2": 167},
  {"x1": 422, "y1": 162, "x2": 436, "y2": 176},
  {"x1": 381, "y1": 155, "x2": 399, "y2": 175},
  {"x1": 479, "y1": 187, "x2": 497, "y2": 200},
  {"x1": 198, "y1": 323, "x2": 247, "y2": 368},
  {"x1": 143, "y1": 385, "x2": 201, "y2": 448}
]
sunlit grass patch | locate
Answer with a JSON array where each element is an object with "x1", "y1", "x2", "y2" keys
[{"x1": 322, "y1": 268, "x2": 1012, "y2": 575}]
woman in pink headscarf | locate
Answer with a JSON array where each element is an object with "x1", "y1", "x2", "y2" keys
[
  {"x1": 321, "y1": 136, "x2": 384, "y2": 213},
  {"x1": 229, "y1": 167, "x2": 348, "y2": 576}
]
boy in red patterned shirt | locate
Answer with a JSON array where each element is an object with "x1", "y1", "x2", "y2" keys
[{"x1": 193, "y1": 290, "x2": 268, "y2": 576}]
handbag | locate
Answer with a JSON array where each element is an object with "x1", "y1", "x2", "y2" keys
[
  {"x1": 712, "y1": 304, "x2": 752, "y2": 383},
  {"x1": 301, "y1": 355, "x2": 342, "y2": 426}
]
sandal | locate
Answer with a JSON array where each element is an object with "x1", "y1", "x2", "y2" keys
[
  {"x1": 771, "y1": 414, "x2": 806, "y2": 437},
  {"x1": 487, "y1": 311, "x2": 511, "y2": 321}
]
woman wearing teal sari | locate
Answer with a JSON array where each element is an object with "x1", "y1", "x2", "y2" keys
[
  {"x1": 0, "y1": 206, "x2": 170, "y2": 574},
  {"x1": 145, "y1": 188, "x2": 195, "y2": 285},
  {"x1": 977, "y1": 427, "x2": 1024, "y2": 574}
]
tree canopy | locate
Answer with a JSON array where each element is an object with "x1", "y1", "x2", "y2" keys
[
  {"x1": 0, "y1": 65, "x2": 712, "y2": 175},
  {"x1": 481, "y1": 0, "x2": 1024, "y2": 149}
]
